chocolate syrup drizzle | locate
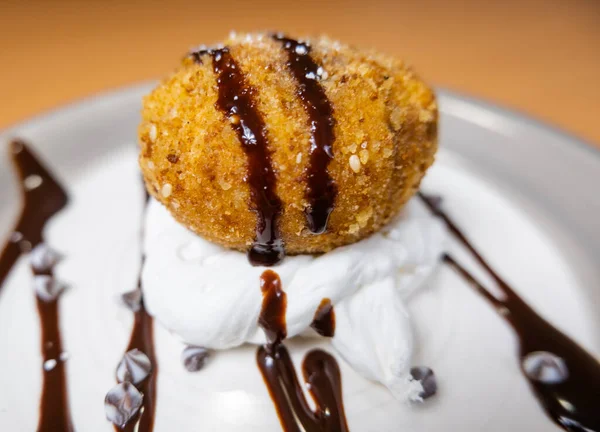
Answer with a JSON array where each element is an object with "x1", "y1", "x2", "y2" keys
[
  {"x1": 0, "y1": 140, "x2": 73, "y2": 431},
  {"x1": 258, "y1": 269, "x2": 288, "y2": 348},
  {"x1": 115, "y1": 192, "x2": 157, "y2": 432},
  {"x1": 191, "y1": 48, "x2": 284, "y2": 266},
  {"x1": 419, "y1": 192, "x2": 600, "y2": 432},
  {"x1": 117, "y1": 300, "x2": 156, "y2": 432},
  {"x1": 310, "y1": 298, "x2": 336, "y2": 337},
  {"x1": 256, "y1": 271, "x2": 349, "y2": 432},
  {"x1": 273, "y1": 35, "x2": 337, "y2": 234},
  {"x1": 117, "y1": 287, "x2": 157, "y2": 431}
]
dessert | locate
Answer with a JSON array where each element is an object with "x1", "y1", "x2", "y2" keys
[
  {"x1": 0, "y1": 32, "x2": 599, "y2": 432},
  {"x1": 139, "y1": 32, "x2": 437, "y2": 263},
  {"x1": 139, "y1": 31, "x2": 445, "y2": 403}
]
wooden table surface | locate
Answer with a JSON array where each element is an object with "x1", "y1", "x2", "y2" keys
[{"x1": 1, "y1": 0, "x2": 599, "y2": 147}]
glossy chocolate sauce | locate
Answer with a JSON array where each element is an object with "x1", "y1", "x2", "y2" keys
[
  {"x1": 0, "y1": 140, "x2": 73, "y2": 431},
  {"x1": 273, "y1": 35, "x2": 337, "y2": 234},
  {"x1": 310, "y1": 298, "x2": 336, "y2": 337},
  {"x1": 118, "y1": 297, "x2": 157, "y2": 432},
  {"x1": 191, "y1": 48, "x2": 284, "y2": 266},
  {"x1": 256, "y1": 271, "x2": 349, "y2": 432},
  {"x1": 116, "y1": 193, "x2": 157, "y2": 432},
  {"x1": 258, "y1": 269, "x2": 287, "y2": 348},
  {"x1": 419, "y1": 192, "x2": 600, "y2": 432}
]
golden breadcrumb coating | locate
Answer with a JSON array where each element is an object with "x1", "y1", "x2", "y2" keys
[{"x1": 139, "y1": 32, "x2": 437, "y2": 254}]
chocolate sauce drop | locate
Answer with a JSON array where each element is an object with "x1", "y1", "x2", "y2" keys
[
  {"x1": 273, "y1": 35, "x2": 337, "y2": 234},
  {"x1": 310, "y1": 298, "x2": 336, "y2": 337},
  {"x1": 191, "y1": 48, "x2": 284, "y2": 266},
  {"x1": 258, "y1": 269, "x2": 287, "y2": 348},
  {"x1": 256, "y1": 270, "x2": 349, "y2": 432},
  {"x1": 420, "y1": 192, "x2": 600, "y2": 432},
  {"x1": 116, "y1": 193, "x2": 157, "y2": 432},
  {"x1": 0, "y1": 140, "x2": 73, "y2": 431}
]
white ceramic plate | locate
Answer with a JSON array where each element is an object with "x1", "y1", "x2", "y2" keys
[{"x1": 0, "y1": 85, "x2": 598, "y2": 431}]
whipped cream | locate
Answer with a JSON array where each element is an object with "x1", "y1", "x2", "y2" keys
[{"x1": 142, "y1": 198, "x2": 447, "y2": 399}]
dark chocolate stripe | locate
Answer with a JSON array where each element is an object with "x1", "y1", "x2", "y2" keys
[
  {"x1": 419, "y1": 192, "x2": 600, "y2": 432},
  {"x1": 0, "y1": 140, "x2": 72, "y2": 432},
  {"x1": 191, "y1": 48, "x2": 284, "y2": 266},
  {"x1": 256, "y1": 270, "x2": 349, "y2": 432},
  {"x1": 258, "y1": 269, "x2": 287, "y2": 348},
  {"x1": 116, "y1": 192, "x2": 157, "y2": 432},
  {"x1": 273, "y1": 34, "x2": 337, "y2": 235},
  {"x1": 118, "y1": 298, "x2": 157, "y2": 432}
]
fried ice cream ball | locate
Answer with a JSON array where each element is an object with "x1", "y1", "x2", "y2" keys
[{"x1": 139, "y1": 32, "x2": 437, "y2": 255}]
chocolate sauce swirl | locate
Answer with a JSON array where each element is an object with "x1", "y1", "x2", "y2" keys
[
  {"x1": 310, "y1": 298, "x2": 336, "y2": 337},
  {"x1": 191, "y1": 48, "x2": 284, "y2": 266},
  {"x1": 419, "y1": 192, "x2": 600, "y2": 432},
  {"x1": 256, "y1": 271, "x2": 349, "y2": 432},
  {"x1": 0, "y1": 140, "x2": 73, "y2": 431},
  {"x1": 273, "y1": 35, "x2": 337, "y2": 234}
]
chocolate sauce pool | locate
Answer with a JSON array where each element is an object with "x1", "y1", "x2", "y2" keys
[
  {"x1": 0, "y1": 140, "x2": 73, "y2": 431},
  {"x1": 273, "y1": 35, "x2": 337, "y2": 234},
  {"x1": 420, "y1": 192, "x2": 600, "y2": 432},
  {"x1": 190, "y1": 48, "x2": 285, "y2": 267},
  {"x1": 256, "y1": 270, "x2": 349, "y2": 432}
]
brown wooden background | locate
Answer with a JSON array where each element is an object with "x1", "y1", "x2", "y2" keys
[{"x1": 1, "y1": 0, "x2": 599, "y2": 147}]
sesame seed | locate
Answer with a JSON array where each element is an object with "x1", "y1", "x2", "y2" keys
[
  {"x1": 296, "y1": 152, "x2": 303, "y2": 164},
  {"x1": 147, "y1": 161, "x2": 155, "y2": 170},
  {"x1": 349, "y1": 155, "x2": 361, "y2": 173},
  {"x1": 161, "y1": 183, "x2": 173, "y2": 198},
  {"x1": 149, "y1": 124, "x2": 157, "y2": 143}
]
